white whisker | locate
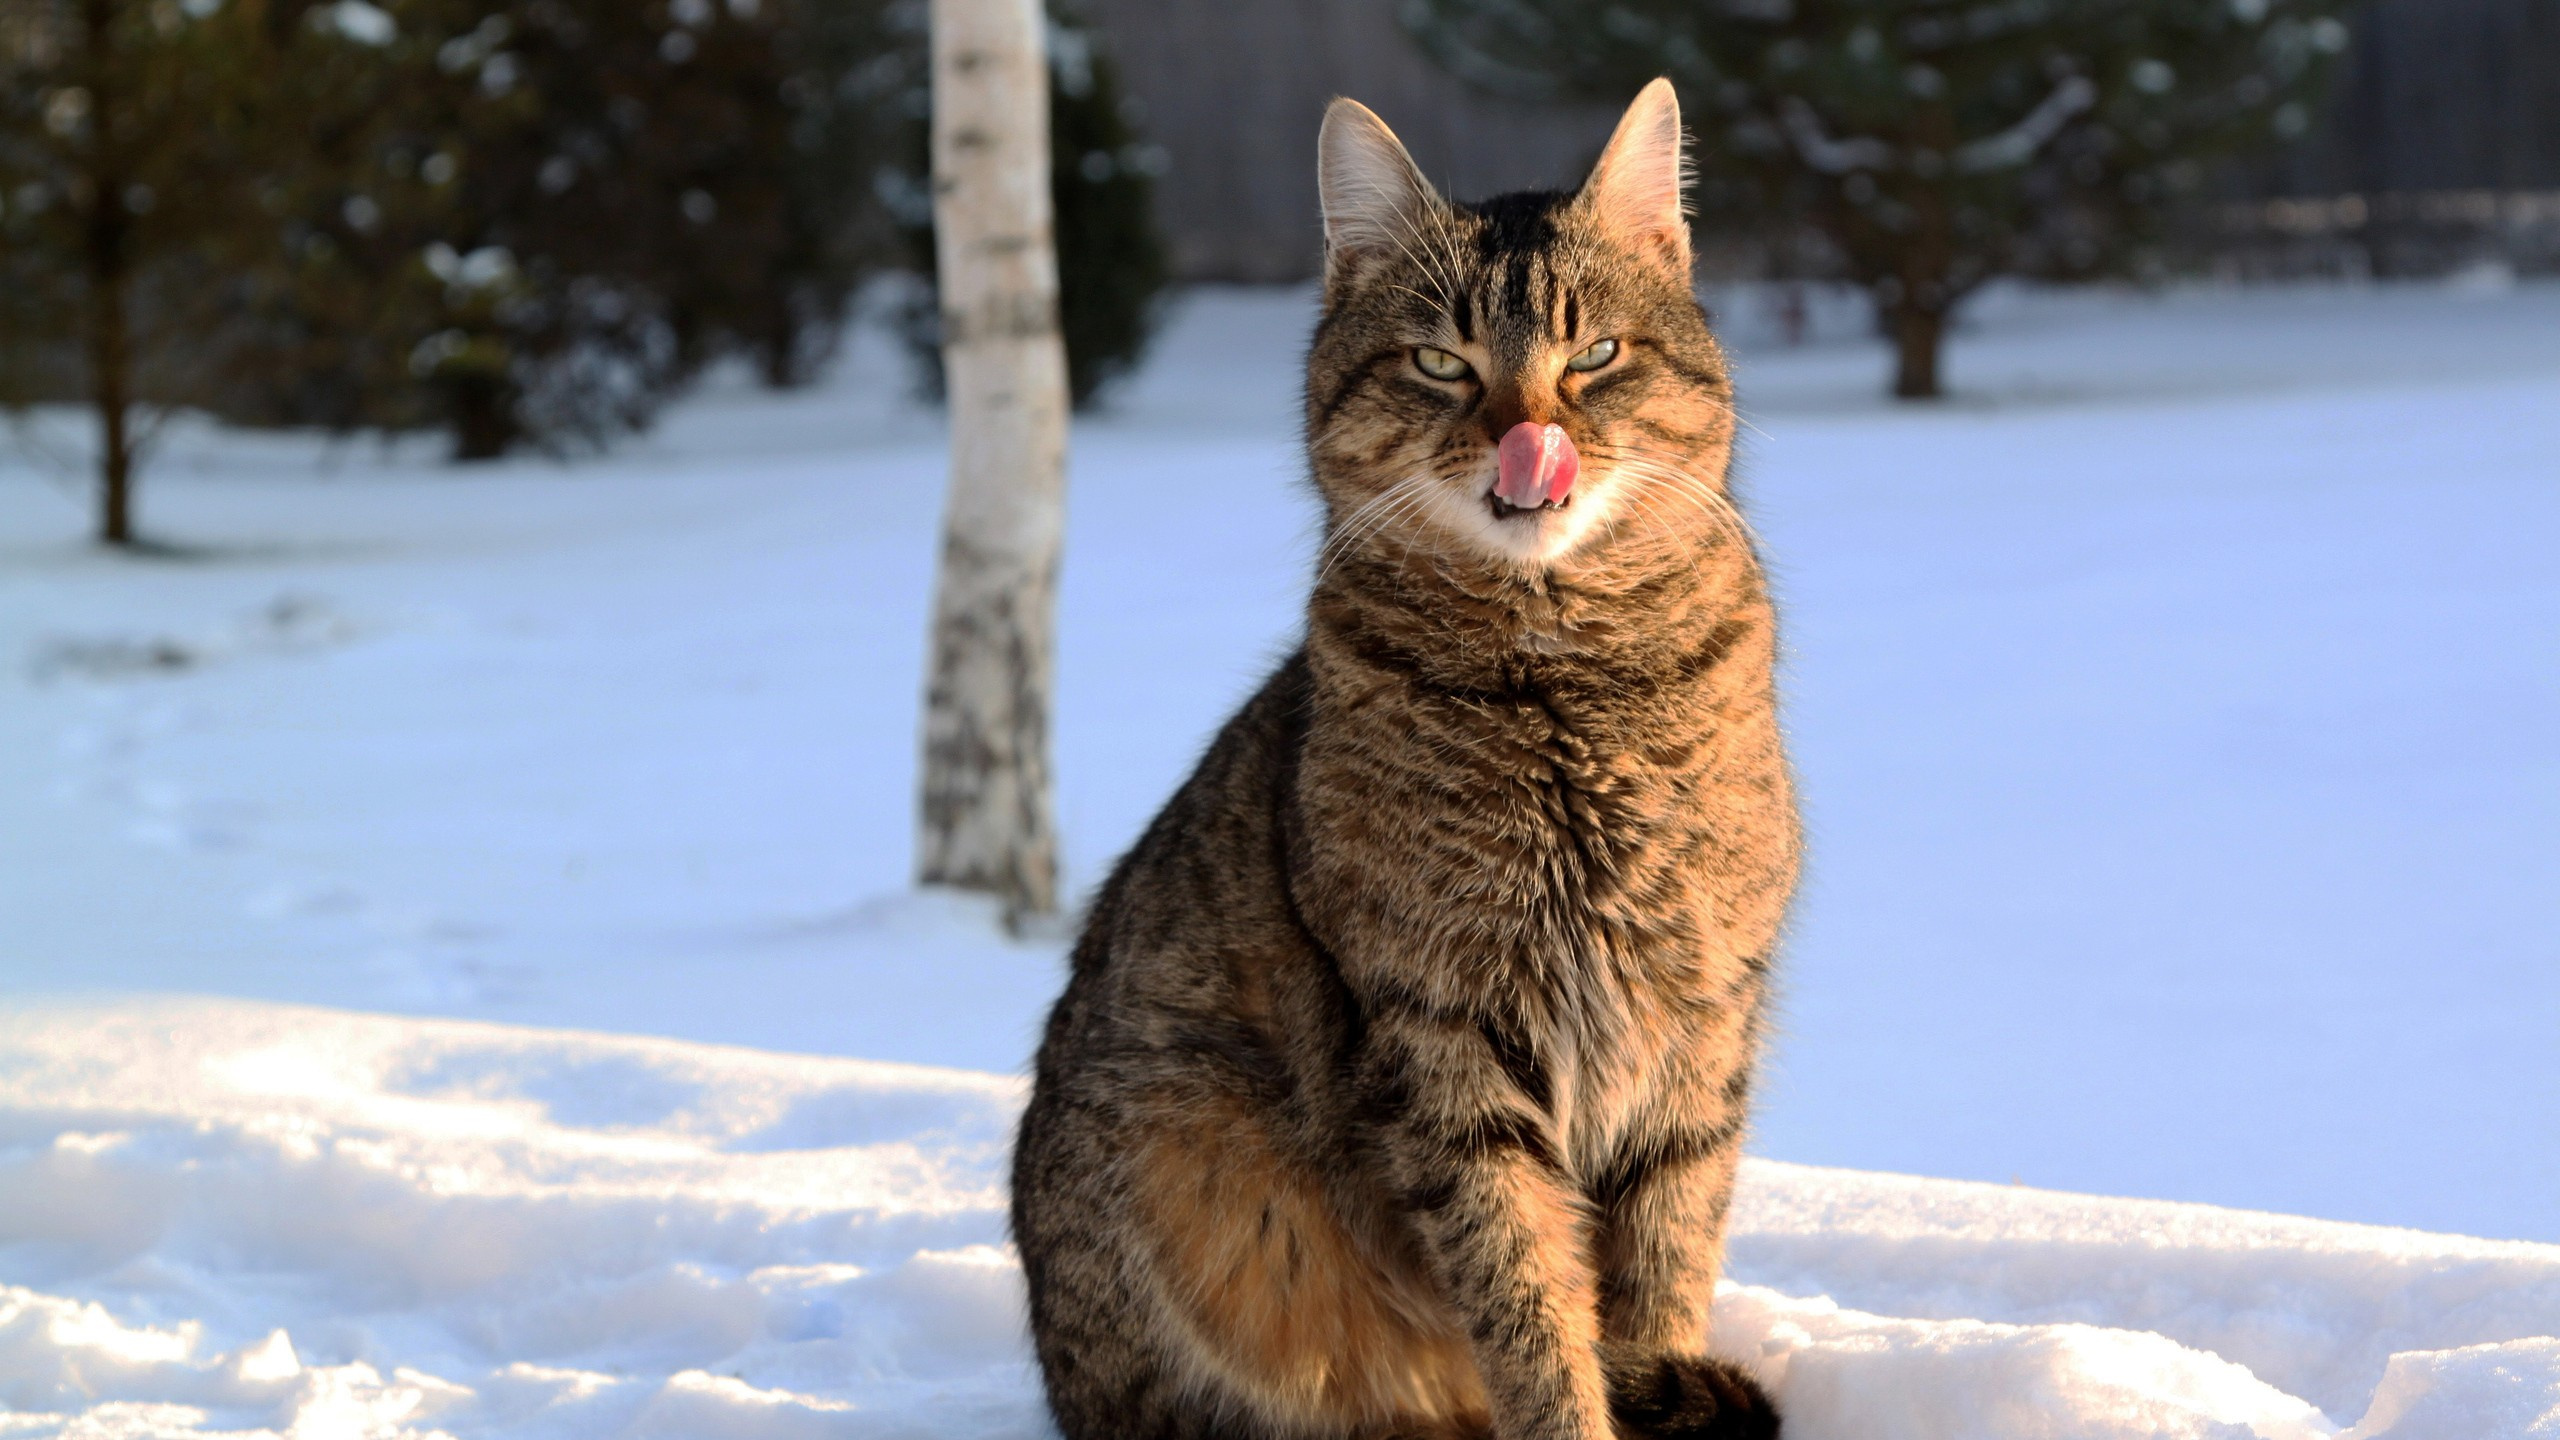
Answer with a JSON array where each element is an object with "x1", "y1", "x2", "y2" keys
[{"x1": 1313, "y1": 470, "x2": 1447, "y2": 591}]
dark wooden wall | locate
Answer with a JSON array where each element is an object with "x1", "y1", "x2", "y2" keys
[
  {"x1": 1079, "y1": 0, "x2": 2560, "y2": 283},
  {"x1": 2260, "y1": 0, "x2": 2560, "y2": 194},
  {"x1": 1073, "y1": 0, "x2": 1619, "y2": 281}
]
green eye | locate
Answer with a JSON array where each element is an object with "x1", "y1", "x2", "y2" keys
[
  {"x1": 1414, "y1": 346, "x2": 1472, "y2": 382},
  {"x1": 1565, "y1": 337, "x2": 1620, "y2": 373}
]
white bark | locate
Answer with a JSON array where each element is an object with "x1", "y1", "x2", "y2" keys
[{"x1": 917, "y1": 0, "x2": 1068, "y2": 927}]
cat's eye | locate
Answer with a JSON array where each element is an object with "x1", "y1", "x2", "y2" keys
[
  {"x1": 1413, "y1": 346, "x2": 1472, "y2": 382},
  {"x1": 1565, "y1": 337, "x2": 1621, "y2": 373}
]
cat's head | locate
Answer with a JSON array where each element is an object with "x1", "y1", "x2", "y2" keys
[{"x1": 1305, "y1": 80, "x2": 1734, "y2": 579}]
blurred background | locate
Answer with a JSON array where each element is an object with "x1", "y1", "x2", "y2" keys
[
  {"x1": 7, "y1": 0, "x2": 2556, "y2": 482},
  {"x1": 3, "y1": 0, "x2": 2555, "y2": 1242}
]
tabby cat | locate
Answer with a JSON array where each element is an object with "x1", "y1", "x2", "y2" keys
[{"x1": 1012, "y1": 80, "x2": 1799, "y2": 1440}]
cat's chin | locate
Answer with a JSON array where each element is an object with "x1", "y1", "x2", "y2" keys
[{"x1": 1454, "y1": 488, "x2": 1611, "y2": 571}]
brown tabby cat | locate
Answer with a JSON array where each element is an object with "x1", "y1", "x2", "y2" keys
[{"x1": 1013, "y1": 79, "x2": 1799, "y2": 1440}]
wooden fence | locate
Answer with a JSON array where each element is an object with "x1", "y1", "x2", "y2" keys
[{"x1": 1078, "y1": 0, "x2": 2560, "y2": 282}]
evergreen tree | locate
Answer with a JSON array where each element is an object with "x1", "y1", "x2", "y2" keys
[
  {"x1": 1043, "y1": 17, "x2": 1168, "y2": 407},
  {"x1": 1406, "y1": 0, "x2": 2357, "y2": 398},
  {"x1": 0, "y1": 0, "x2": 352, "y2": 543},
  {"x1": 208, "y1": 0, "x2": 844, "y2": 458},
  {"x1": 5, "y1": 0, "x2": 1139, "y2": 482},
  {"x1": 756, "y1": 0, "x2": 908, "y2": 386}
]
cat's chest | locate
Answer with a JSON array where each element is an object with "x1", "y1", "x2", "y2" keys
[
  {"x1": 1303, "y1": 678, "x2": 1739, "y2": 977},
  {"x1": 1298, "y1": 634, "x2": 1786, "y2": 942},
  {"x1": 1421, "y1": 683, "x2": 1716, "y2": 886},
  {"x1": 1298, "y1": 676, "x2": 1763, "y2": 1145}
]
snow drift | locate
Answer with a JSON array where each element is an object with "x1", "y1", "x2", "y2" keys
[{"x1": 2, "y1": 997, "x2": 2553, "y2": 1439}]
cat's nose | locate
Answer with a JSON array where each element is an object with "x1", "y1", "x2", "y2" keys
[{"x1": 1495, "y1": 422, "x2": 1578, "y2": 509}]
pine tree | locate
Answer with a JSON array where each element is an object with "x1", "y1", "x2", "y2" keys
[
  {"x1": 6, "y1": 0, "x2": 1138, "y2": 485},
  {"x1": 1406, "y1": 0, "x2": 2357, "y2": 398},
  {"x1": 754, "y1": 0, "x2": 908, "y2": 386},
  {"x1": 205, "y1": 0, "x2": 867, "y2": 459},
  {"x1": 0, "y1": 0, "x2": 345, "y2": 544},
  {"x1": 1043, "y1": 16, "x2": 1168, "y2": 407}
]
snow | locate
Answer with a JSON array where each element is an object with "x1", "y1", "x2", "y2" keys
[
  {"x1": 2, "y1": 996, "x2": 2557, "y2": 1440},
  {"x1": 2, "y1": 278, "x2": 2556, "y2": 1435}
]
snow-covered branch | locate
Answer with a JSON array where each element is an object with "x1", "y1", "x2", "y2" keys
[
  {"x1": 1955, "y1": 75, "x2": 2098, "y2": 173},
  {"x1": 1778, "y1": 97, "x2": 1895, "y2": 174}
]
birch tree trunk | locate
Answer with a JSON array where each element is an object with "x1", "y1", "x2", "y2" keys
[{"x1": 917, "y1": 0, "x2": 1068, "y2": 929}]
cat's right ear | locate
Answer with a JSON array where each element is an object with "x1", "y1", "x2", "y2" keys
[
  {"x1": 1318, "y1": 98, "x2": 1441, "y2": 290},
  {"x1": 1579, "y1": 78, "x2": 1692, "y2": 278}
]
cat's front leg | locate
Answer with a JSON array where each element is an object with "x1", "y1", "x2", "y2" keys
[
  {"x1": 1358, "y1": 1012, "x2": 1611, "y2": 1440},
  {"x1": 1589, "y1": 1108, "x2": 1778, "y2": 1440}
]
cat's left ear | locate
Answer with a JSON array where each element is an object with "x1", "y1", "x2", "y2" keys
[
  {"x1": 1578, "y1": 78, "x2": 1691, "y2": 278},
  {"x1": 1318, "y1": 97, "x2": 1444, "y2": 291}
]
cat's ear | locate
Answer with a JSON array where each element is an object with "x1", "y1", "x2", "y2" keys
[
  {"x1": 1579, "y1": 78, "x2": 1691, "y2": 277},
  {"x1": 1318, "y1": 98, "x2": 1442, "y2": 288}
]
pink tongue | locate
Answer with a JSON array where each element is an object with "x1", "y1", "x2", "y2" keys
[{"x1": 1496, "y1": 422, "x2": 1579, "y2": 509}]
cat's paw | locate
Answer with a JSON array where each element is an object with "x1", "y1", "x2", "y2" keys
[{"x1": 1605, "y1": 1353, "x2": 1780, "y2": 1440}]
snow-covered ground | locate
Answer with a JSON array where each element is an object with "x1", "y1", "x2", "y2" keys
[
  {"x1": 5, "y1": 996, "x2": 2558, "y2": 1440},
  {"x1": 3, "y1": 278, "x2": 2556, "y2": 1436}
]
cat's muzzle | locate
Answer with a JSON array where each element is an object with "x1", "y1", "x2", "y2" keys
[{"x1": 1493, "y1": 421, "x2": 1579, "y2": 513}]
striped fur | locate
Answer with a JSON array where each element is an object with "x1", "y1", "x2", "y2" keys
[{"x1": 1015, "y1": 82, "x2": 1798, "y2": 1440}]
